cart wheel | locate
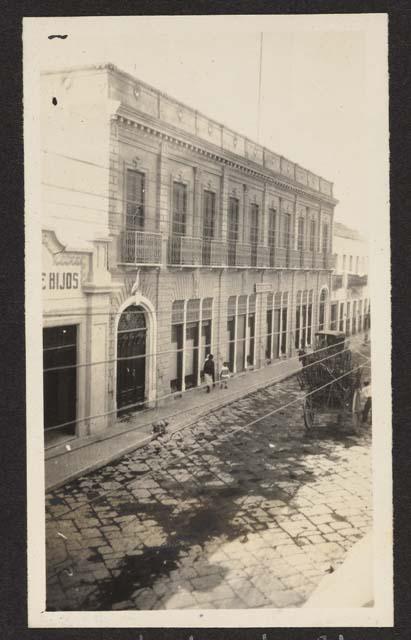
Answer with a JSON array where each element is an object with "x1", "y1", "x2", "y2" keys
[
  {"x1": 303, "y1": 395, "x2": 315, "y2": 430},
  {"x1": 352, "y1": 389, "x2": 362, "y2": 427}
]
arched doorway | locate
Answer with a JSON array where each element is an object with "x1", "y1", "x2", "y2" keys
[
  {"x1": 318, "y1": 288, "x2": 328, "y2": 331},
  {"x1": 116, "y1": 304, "x2": 146, "y2": 413}
]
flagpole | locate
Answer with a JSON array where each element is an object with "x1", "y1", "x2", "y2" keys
[{"x1": 257, "y1": 32, "x2": 264, "y2": 143}]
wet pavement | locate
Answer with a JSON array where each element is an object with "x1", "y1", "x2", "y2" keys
[{"x1": 46, "y1": 344, "x2": 372, "y2": 611}]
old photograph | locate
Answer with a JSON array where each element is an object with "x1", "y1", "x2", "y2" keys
[{"x1": 24, "y1": 14, "x2": 392, "y2": 628}]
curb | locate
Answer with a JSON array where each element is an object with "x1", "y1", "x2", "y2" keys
[{"x1": 46, "y1": 368, "x2": 299, "y2": 493}]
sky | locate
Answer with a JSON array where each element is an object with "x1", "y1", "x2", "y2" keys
[{"x1": 28, "y1": 14, "x2": 388, "y2": 236}]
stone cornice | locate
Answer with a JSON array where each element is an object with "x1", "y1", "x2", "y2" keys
[{"x1": 114, "y1": 108, "x2": 338, "y2": 210}]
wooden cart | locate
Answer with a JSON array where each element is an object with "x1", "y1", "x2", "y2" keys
[{"x1": 298, "y1": 331, "x2": 363, "y2": 430}]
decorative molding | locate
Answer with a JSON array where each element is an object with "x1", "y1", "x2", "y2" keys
[
  {"x1": 134, "y1": 85, "x2": 141, "y2": 100},
  {"x1": 131, "y1": 268, "x2": 141, "y2": 295},
  {"x1": 42, "y1": 229, "x2": 90, "y2": 284},
  {"x1": 114, "y1": 113, "x2": 337, "y2": 208},
  {"x1": 132, "y1": 156, "x2": 141, "y2": 168}
]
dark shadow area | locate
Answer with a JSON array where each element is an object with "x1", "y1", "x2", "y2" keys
[{"x1": 46, "y1": 368, "x2": 372, "y2": 610}]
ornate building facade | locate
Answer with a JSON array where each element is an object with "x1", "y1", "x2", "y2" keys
[
  {"x1": 330, "y1": 222, "x2": 370, "y2": 336},
  {"x1": 41, "y1": 63, "x2": 337, "y2": 446}
]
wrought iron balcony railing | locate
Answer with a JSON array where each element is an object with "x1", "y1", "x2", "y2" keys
[
  {"x1": 121, "y1": 230, "x2": 162, "y2": 265},
  {"x1": 347, "y1": 273, "x2": 368, "y2": 288},
  {"x1": 300, "y1": 250, "x2": 314, "y2": 269},
  {"x1": 235, "y1": 243, "x2": 252, "y2": 267},
  {"x1": 332, "y1": 274, "x2": 344, "y2": 290},
  {"x1": 256, "y1": 245, "x2": 270, "y2": 268},
  {"x1": 168, "y1": 235, "x2": 202, "y2": 266},
  {"x1": 288, "y1": 248, "x2": 301, "y2": 269},
  {"x1": 270, "y1": 246, "x2": 287, "y2": 268}
]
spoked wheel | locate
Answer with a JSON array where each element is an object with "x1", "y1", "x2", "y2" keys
[
  {"x1": 303, "y1": 395, "x2": 316, "y2": 430},
  {"x1": 351, "y1": 389, "x2": 362, "y2": 428}
]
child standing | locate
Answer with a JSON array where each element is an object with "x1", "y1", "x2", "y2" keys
[{"x1": 220, "y1": 362, "x2": 230, "y2": 389}]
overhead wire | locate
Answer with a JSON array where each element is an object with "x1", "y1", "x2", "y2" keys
[
  {"x1": 50, "y1": 356, "x2": 370, "y2": 521},
  {"x1": 44, "y1": 339, "x2": 357, "y2": 435}
]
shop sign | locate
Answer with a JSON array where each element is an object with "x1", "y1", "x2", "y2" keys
[
  {"x1": 42, "y1": 269, "x2": 80, "y2": 291},
  {"x1": 255, "y1": 283, "x2": 272, "y2": 293},
  {"x1": 41, "y1": 265, "x2": 81, "y2": 296}
]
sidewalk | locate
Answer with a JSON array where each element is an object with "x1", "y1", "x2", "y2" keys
[{"x1": 45, "y1": 357, "x2": 300, "y2": 491}]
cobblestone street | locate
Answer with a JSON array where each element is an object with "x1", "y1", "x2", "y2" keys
[{"x1": 46, "y1": 348, "x2": 372, "y2": 611}]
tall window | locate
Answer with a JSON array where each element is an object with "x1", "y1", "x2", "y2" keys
[
  {"x1": 295, "y1": 290, "x2": 311, "y2": 349},
  {"x1": 281, "y1": 293, "x2": 288, "y2": 355},
  {"x1": 280, "y1": 213, "x2": 291, "y2": 249},
  {"x1": 330, "y1": 302, "x2": 338, "y2": 331},
  {"x1": 250, "y1": 204, "x2": 259, "y2": 267},
  {"x1": 318, "y1": 288, "x2": 328, "y2": 331},
  {"x1": 126, "y1": 169, "x2": 145, "y2": 229},
  {"x1": 349, "y1": 255, "x2": 353, "y2": 271},
  {"x1": 309, "y1": 220, "x2": 316, "y2": 252},
  {"x1": 227, "y1": 296, "x2": 236, "y2": 371},
  {"x1": 346, "y1": 301, "x2": 351, "y2": 336},
  {"x1": 172, "y1": 182, "x2": 187, "y2": 235},
  {"x1": 171, "y1": 298, "x2": 213, "y2": 393},
  {"x1": 322, "y1": 223, "x2": 329, "y2": 254},
  {"x1": 266, "y1": 293, "x2": 274, "y2": 360},
  {"x1": 307, "y1": 290, "x2": 313, "y2": 345},
  {"x1": 228, "y1": 197, "x2": 239, "y2": 266},
  {"x1": 203, "y1": 190, "x2": 216, "y2": 238},
  {"x1": 356, "y1": 256, "x2": 359, "y2": 274},
  {"x1": 342, "y1": 255, "x2": 346, "y2": 271},
  {"x1": 295, "y1": 291, "x2": 302, "y2": 349},
  {"x1": 339, "y1": 302, "x2": 345, "y2": 332},
  {"x1": 297, "y1": 217, "x2": 305, "y2": 252},
  {"x1": 202, "y1": 190, "x2": 216, "y2": 265},
  {"x1": 268, "y1": 208, "x2": 277, "y2": 267},
  {"x1": 171, "y1": 300, "x2": 184, "y2": 392},
  {"x1": 227, "y1": 294, "x2": 257, "y2": 373}
]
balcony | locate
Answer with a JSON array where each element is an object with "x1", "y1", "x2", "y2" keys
[
  {"x1": 235, "y1": 243, "x2": 252, "y2": 267},
  {"x1": 312, "y1": 253, "x2": 336, "y2": 270},
  {"x1": 348, "y1": 273, "x2": 368, "y2": 288},
  {"x1": 332, "y1": 274, "x2": 344, "y2": 290},
  {"x1": 269, "y1": 246, "x2": 287, "y2": 268},
  {"x1": 121, "y1": 230, "x2": 162, "y2": 265},
  {"x1": 300, "y1": 251, "x2": 314, "y2": 269},
  {"x1": 209, "y1": 240, "x2": 228, "y2": 266},
  {"x1": 325, "y1": 253, "x2": 337, "y2": 270},
  {"x1": 288, "y1": 248, "x2": 301, "y2": 269},
  {"x1": 256, "y1": 245, "x2": 270, "y2": 268},
  {"x1": 168, "y1": 235, "x2": 202, "y2": 266}
]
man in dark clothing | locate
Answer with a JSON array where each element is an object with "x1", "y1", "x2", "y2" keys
[{"x1": 203, "y1": 354, "x2": 215, "y2": 393}]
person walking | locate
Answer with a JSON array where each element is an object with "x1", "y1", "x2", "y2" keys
[
  {"x1": 203, "y1": 354, "x2": 215, "y2": 393},
  {"x1": 362, "y1": 380, "x2": 372, "y2": 423},
  {"x1": 220, "y1": 361, "x2": 230, "y2": 389}
]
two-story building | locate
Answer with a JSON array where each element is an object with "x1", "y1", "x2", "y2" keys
[
  {"x1": 330, "y1": 222, "x2": 370, "y2": 336},
  {"x1": 41, "y1": 63, "x2": 338, "y2": 447}
]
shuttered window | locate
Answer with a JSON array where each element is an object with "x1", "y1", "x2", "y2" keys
[
  {"x1": 126, "y1": 169, "x2": 145, "y2": 229},
  {"x1": 172, "y1": 182, "x2": 187, "y2": 236}
]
